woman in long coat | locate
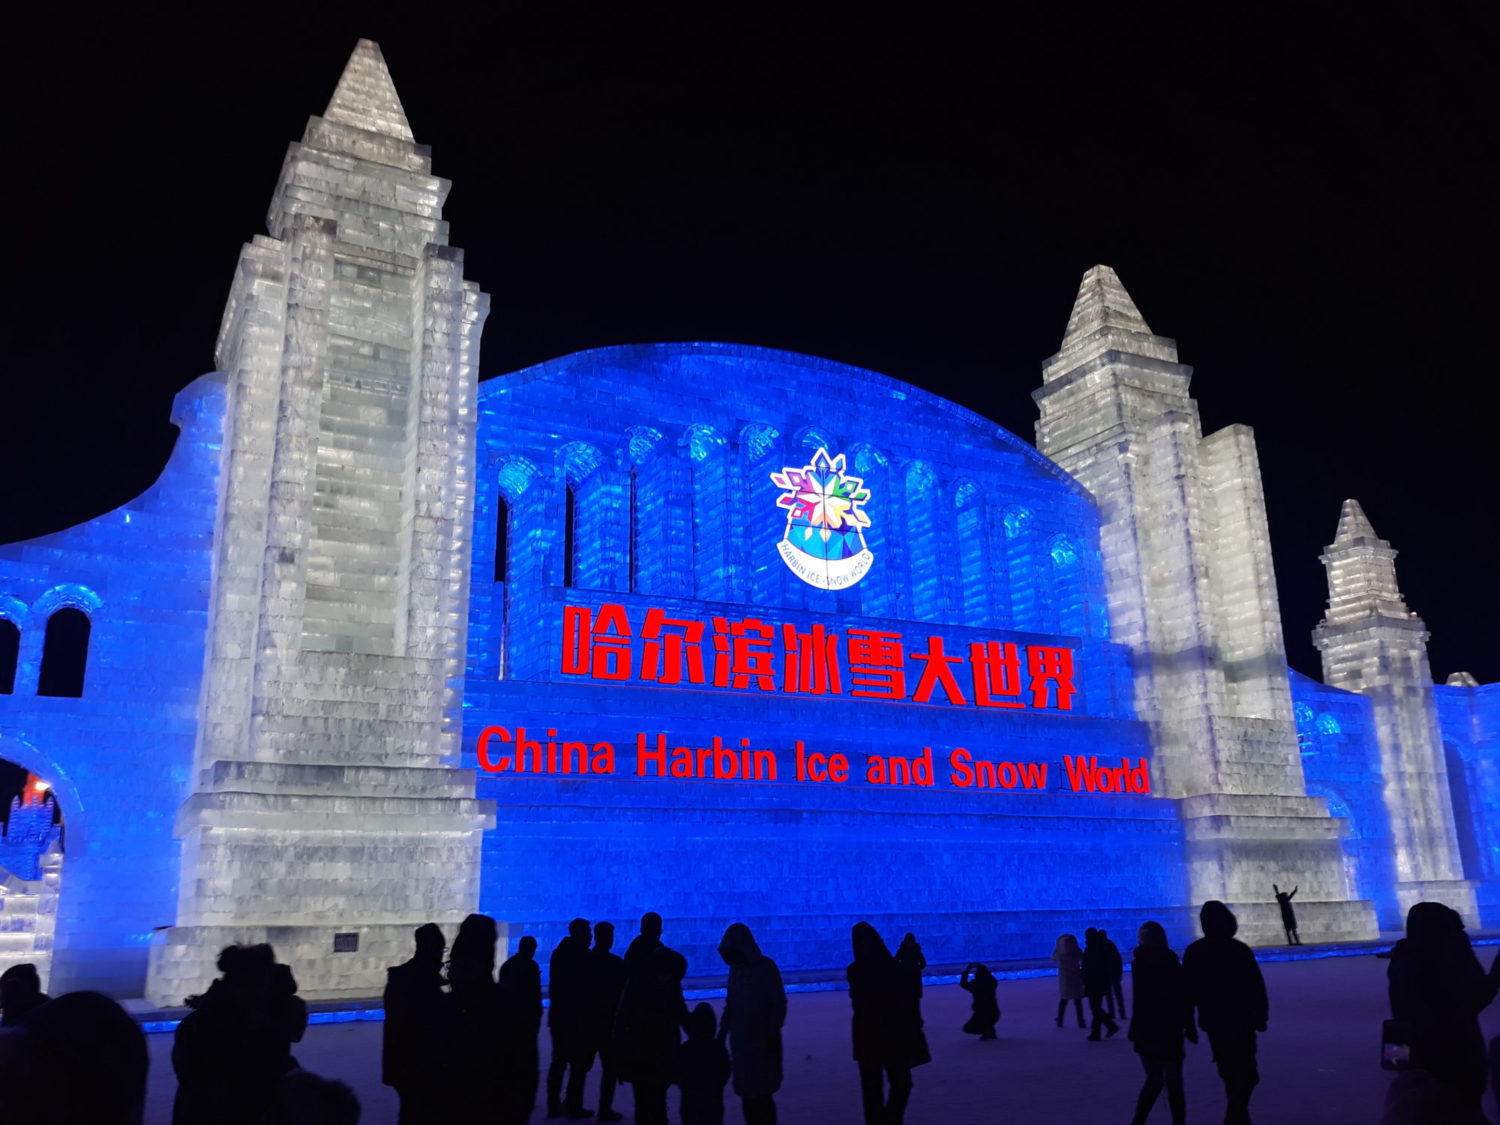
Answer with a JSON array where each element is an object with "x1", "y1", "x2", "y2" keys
[
  {"x1": 1127, "y1": 921, "x2": 1195, "y2": 1125},
  {"x1": 718, "y1": 924, "x2": 787, "y2": 1125},
  {"x1": 1051, "y1": 933, "x2": 1085, "y2": 1028},
  {"x1": 848, "y1": 922, "x2": 929, "y2": 1125}
]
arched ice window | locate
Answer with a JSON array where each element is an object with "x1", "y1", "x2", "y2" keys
[
  {"x1": 38, "y1": 608, "x2": 90, "y2": 698},
  {"x1": 0, "y1": 619, "x2": 19, "y2": 694}
]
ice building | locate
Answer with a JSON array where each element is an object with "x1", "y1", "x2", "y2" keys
[{"x1": 0, "y1": 41, "x2": 1494, "y2": 1003}]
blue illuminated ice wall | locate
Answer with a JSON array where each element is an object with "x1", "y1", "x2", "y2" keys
[
  {"x1": 1434, "y1": 679, "x2": 1500, "y2": 925},
  {"x1": 0, "y1": 374, "x2": 224, "y2": 995},
  {"x1": 465, "y1": 343, "x2": 1194, "y2": 972},
  {"x1": 1288, "y1": 670, "x2": 1401, "y2": 929}
]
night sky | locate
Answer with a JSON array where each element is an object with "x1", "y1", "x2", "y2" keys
[{"x1": 3, "y1": 5, "x2": 1495, "y2": 685}]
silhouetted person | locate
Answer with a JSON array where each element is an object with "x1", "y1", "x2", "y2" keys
[
  {"x1": 172, "y1": 944, "x2": 305, "y2": 1125},
  {"x1": 0, "y1": 962, "x2": 49, "y2": 1027},
  {"x1": 1128, "y1": 921, "x2": 1196, "y2": 1125},
  {"x1": 1183, "y1": 901, "x2": 1267, "y2": 1125},
  {"x1": 894, "y1": 932, "x2": 926, "y2": 993},
  {"x1": 500, "y1": 934, "x2": 544, "y2": 1124},
  {"x1": 589, "y1": 921, "x2": 628, "y2": 1123},
  {"x1": 718, "y1": 923, "x2": 787, "y2": 1125},
  {"x1": 1273, "y1": 885, "x2": 1300, "y2": 945},
  {"x1": 1052, "y1": 933, "x2": 1086, "y2": 1028},
  {"x1": 848, "y1": 921, "x2": 929, "y2": 1125},
  {"x1": 0, "y1": 991, "x2": 148, "y2": 1124},
  {"x1": 960, "y1": 963, "x2": 999, "y2": 1039},
  {"x1": 1387, "y1": 901, "x2": 1500, "y2": 1121},
  {"x1": 615, "y1": 913, "x2": 688, "y2": 1125},
  {"x1": 548, "y1": 918, "x2": 595, "y2": 1119},
  {"x1": 674, "y1": 1002, "x2": 731, "y2": 1125},
  {"x1": 267, "y1": 962, "x2": 308, "y2": 1066},
  {"x1": 448, "y1": 914, "x2": 504, "y2": 1119},
  {"x1": 1083, "y1": 927, "x2": 1121, "y2": 1040},
  {"x1": 383, "y1": 922, "x2": 450, "y2": 1125},
  {"x1": 1101, "y1": 928, "x2": 1127, "y2": 1019},
  {"x1": 171, "y1": 945, "x2": 292, "y2": 1123}
]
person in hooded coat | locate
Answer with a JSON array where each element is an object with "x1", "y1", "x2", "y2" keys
[
  {"x1": 1182, "y1": 901, "x2": 1267, "y2": 1125},
  {"x1": 382, "y1": 922, "x2": 450, "y2": 1125},
  {"x1": 615, "y1": 913, "x2": 688, "y2": 1125},
  {"x1": 1083, "y1": 928, "x2": 1121, "y2": 1041},
  {"x1": 847, "y1": 921, "x2": 929, "y2": 1125},
  {"x1": 718, "y1": 923, "x2": 787, "y2": 1125},
  {"x1": 499, "y1": 934, "x2": 544, "y2": 1125},
  {"x1": 1386, "y1": 901, "x2": 1500, "y2": 1121},
  {"x1": 1051, "y1": 934, "x2": 1086, "y2": 1028},
  {"x1": 448, "y1": 914, "x2": 505, "y2": 1120},
  {"x1": 960, "y1": 963, "x2": 1000, "y2": 1040},
  {"x1": 1127, "y1": 921, "x2": 1196, "y2": 1125},
  {"x1": 547, "y1": 918, "x2": 595, "y2": 1119}
]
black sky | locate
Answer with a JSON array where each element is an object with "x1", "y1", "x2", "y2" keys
[{"x1": 3, "y1": 4, "x2": 1495, "y2": 681}]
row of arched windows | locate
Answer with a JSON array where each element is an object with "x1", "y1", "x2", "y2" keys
[
  {"x1": 0, "y1": 608, "x2": 90, "y2": 698},
  {"x1": 485, "y1": 429, "x2": 1106, "y2": 637}
]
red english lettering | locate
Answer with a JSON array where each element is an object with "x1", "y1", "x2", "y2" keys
[
  {"x1": 637, "y1": 732, "x2": 667, "y2": 776},
  {"x1": 949, "y1": 748, "x2": 974, "y2": 788},
  {"x1": 477, "y1": 726, "x2": 510, "y2": 772},
  {"x1": 1018, "y1": 761, "x2": 1048, "y2": 789}
]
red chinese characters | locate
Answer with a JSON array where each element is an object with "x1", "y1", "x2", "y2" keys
[{"x1": 560, "y1": 603, "x2": 1080, "y2": 712}]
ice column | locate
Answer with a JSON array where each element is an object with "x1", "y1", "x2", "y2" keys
[
  {"x1": 1314, "y1": 500, "x2": 1474, "y2": 921},
  {"x1": 145, "y1": 40, "x2": 494, "y2": 1004},
  {"x1": 1032, "y1": 266, "x2": 1377, "y2": 943}
]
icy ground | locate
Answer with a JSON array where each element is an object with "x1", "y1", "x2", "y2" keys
[{"x1": 142, "y1": 954, "x2": 1500, "y2": 1124}]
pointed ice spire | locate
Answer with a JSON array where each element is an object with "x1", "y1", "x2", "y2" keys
[
  {"x1": 1061, "y1": 265, "x2": 1153, "y2": 346},
  {"x1": 1041, "y1": 264, "x2": 1180, "y2": 382},
  {"x1": 1334, "y1": 499, "x2": 1380, "y2": 544},
  {"x1": 323, "y1": 39, "x2": 414, "y2": 141}
]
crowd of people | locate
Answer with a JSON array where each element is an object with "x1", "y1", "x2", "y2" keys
[{"x1": 1, "y1": 898, "x2": 1499, "y2": 1123}]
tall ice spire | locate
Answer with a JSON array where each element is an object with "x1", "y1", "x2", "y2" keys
[
  {"x1": 146, "y1": 41, "x2": 493, "y2": 1004},
  {"x1": 1044, "y1": 265, "x2": 1179, "y2": 381},
  {"x1": 1033, "y1": 265, "x2": 1378, "y2": 943},
  {"x1": 1315, "y1": 501, "x2": 1473, "y2": 918}
]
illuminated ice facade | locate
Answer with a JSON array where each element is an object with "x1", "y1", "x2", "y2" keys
[
  {"x1": 1, "y1": 42, "x2": 1496, "y2": 999},
  {"x1": 465, "y1": 341, "x2": 1190, "y2": 972}
]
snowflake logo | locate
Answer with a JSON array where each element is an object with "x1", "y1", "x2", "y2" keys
[{"x1": 770, "y1": 448, "x2": 872, "y2": 543}]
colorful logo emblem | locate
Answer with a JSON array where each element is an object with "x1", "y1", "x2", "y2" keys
[{"x1": 769, "y1": 447, "x2": 875, "y2": 590}]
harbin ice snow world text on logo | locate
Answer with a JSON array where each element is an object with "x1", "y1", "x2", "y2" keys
[{"x1": 769, "y1": 448, "x2": 875, "y2": 590}]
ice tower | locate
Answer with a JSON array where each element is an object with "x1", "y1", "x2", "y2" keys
[
  {"x1": 1314, "y1": 501, "x2": 1475, "y2": 920},
  {"x1": 1033, "y1": 266, "x2": 1377, "y2": 942},
  {"x1": 145, "y1": 41, "x2": 494, "y2": 1003}
]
